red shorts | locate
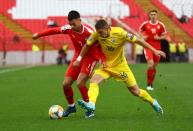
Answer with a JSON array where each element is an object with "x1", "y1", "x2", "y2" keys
[
  {"x1": 144, "y1": 48, "x2": 160, "y2": 63},
  {"x1": 65, "y1": 56, "x2": 97, "y2": 80}
]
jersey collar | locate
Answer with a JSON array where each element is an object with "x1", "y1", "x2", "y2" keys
[
  {"x1": 149, "y1": 20, "x2": 158, "y2": 25},
  {"x1": 74, "y1": 24, "x2": 85, "y2": 34}
]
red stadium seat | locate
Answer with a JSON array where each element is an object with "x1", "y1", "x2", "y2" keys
[{"x1": 0, "y1": 22, "x2": 31, "y2": 51}]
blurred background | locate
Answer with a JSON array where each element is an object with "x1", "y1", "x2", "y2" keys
[{"x1": 0, "y1": 0, "x2": 192, "y2": 66}]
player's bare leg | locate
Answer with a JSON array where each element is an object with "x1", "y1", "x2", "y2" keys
[
  {"x1": 128, "y1": 85, "x2": 163, "y2": 115},
  {"x1": 62, "y1": 77, "x2": 76, "y2": 117},
  {"x1": 78, "y1": 74, "x2": 105, "y2": 118}
]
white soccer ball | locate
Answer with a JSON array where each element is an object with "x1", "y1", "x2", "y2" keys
[{"x1": 48, "y1": 105, "x2": 64, "y2": 119}]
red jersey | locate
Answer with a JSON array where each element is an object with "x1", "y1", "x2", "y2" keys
[
  {"x1": 139, "y1": 21, "x2": 166, "y2": 49},
  {"x1": 37, "y1": 24, "x2": 105, "y2": 61}
]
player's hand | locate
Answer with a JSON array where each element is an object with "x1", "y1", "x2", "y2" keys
[
  {"x1": 142, "y1": 35, "x2": 148, "y2": 41},
  {"x1": 73, "y1": 60, "x2": 80, "y2": 67},
  {"x1": 154, "y1": 35, "x2": 160, "y2": 40},
  {"x1": 154, "y1": 50, "x2": 166, "y2": 58},
  {"x1": 32, "y1": 33, "x2": 39, "y2": 40},
  {"x1": 102, "y1": 62, "x2": 108, "y2": 68}
]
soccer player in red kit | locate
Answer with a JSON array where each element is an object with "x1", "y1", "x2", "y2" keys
[
  {"x1": 139, "y1": 10, "x2": 166, "y2": 91},
  {"x1": 33, "y1": 10, "x2": 105, "y2": 117}
]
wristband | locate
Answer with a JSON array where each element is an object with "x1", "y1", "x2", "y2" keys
[{"x1": 76, "y1": 56, "x2": 82, "y2": 62}]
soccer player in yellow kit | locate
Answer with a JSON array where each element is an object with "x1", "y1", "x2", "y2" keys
[{"x1": 73, "y1": 19, "x2": 165, "y2": 118}]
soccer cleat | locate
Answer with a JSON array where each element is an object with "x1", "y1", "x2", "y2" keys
[
  {"x1": 146, "y1": 84, "x2": 154, "y2": 91},
  {"x1": 77, "y1": 99, "x2": 88, "y2": 109},
  {"x1": 85, "y1": 110, "x2": 95, "y2": 118},
  {"x1": 63, "y1": 106, "x2": 77, "y2": 117},
  {"x1": 78, "y1": 100, "x2": 95, "y2": 118},
  {"x1": 85, "y1": 102, "x2": 96, "y2": 111},
  {"x1": 78, "y1": 100, "x2": 96, "y2": 111},
  {"x1": 152, "y1": 99, "x2": 163, "y2": 115}
]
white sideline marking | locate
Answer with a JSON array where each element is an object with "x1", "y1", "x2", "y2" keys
[{"x1": 0, "y1": 66, "x2": 34, "y2": 74}]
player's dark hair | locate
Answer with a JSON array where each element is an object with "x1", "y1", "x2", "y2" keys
[
  {"x1": 95, "y1": 19, "x2": 109, "y2": 30},
  {"x1": 68, "y1": 10, "x2": 80, "y2": 21},
  {"x1": 149, "y1": 9, "x2": 158, "y2": 14}
]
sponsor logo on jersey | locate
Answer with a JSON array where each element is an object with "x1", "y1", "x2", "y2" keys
[{"x1": 106, "y1": 46, "x2": 115, "y2": 51}]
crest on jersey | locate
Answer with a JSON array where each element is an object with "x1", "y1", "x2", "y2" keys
[
  {"x1": 119, "y1": 72, "x2": 128, "y2": 80},
  {"x1": 126, "y1": 33, "x2": 134, "y2": 40},
  {"x1": 157, "y1": 25, "x2": 160, "y2": 29}
]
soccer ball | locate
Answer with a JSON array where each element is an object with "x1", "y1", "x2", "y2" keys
[{"x1": 48, "y1": 105, "x2": 64, "y2": 119}]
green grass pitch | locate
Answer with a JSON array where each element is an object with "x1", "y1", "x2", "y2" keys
[{"x1": 0, "y1": 63, "x2": 193, "y2": 131}]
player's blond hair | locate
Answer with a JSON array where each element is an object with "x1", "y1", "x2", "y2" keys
[{"x1": 95, "y1": 19, "x2": 109, "y2": 30}]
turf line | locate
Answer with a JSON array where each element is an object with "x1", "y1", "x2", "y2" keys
[{"x1": 0, "y1": 66, "x2": 35, "y2": 74}]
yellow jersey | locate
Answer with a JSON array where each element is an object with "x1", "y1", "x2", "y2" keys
[{"x1": 87, "y1": 27, "x2": 137, "y2": 67}]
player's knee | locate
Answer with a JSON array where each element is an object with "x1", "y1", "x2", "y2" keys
[
  {"x1": 90, "y1": 74, "x2": 104, "y2": 84},
  {"x1": 129, "y1": 86, "x2": 140, "y2": 96},
  {"x1": 153, "y1": 63, "x2": 158, "y2": 68},
  {"x1": 131, "y1": 90, "x2": 139, "y2": 96},
  {"x1": 90, "y1": 78, "x2": 100, "y2": 84},
  {"x1": 147, "y1": 60, "x2": 154, "y2": 68},
  {"x1": 148, "y1": 63, "x2": 154, "y2": 69},
  {"x1": 62, "y1": 80, "x2": 72, "y2": 89},
  {"x1": 77, "y1": 78, "x2": 86, "y2": 87}
]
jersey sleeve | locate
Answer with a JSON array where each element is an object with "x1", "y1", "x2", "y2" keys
[
  {"x1": 139, "y1": 22, "x2": 146, "y2": 32},
  {"x1": 37, "y1": 27, "x2": 62, "y2": 37},
  {"x1": 160, "y1": 23, "x2": 166, "y2": 34},
  {"x1": 121, "y1": 28, "x2": 137, "y2": 43},
  {"x1": 86, "y1": 32, "x2": 98, "y2": 46}
]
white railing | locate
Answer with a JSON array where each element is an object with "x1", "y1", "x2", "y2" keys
[{"x1": 9, "y1": 0, "x2": 130, "y2": 19}]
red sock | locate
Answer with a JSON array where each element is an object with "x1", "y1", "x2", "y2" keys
[
  {"x1": 147, "y1": 68, "x2": 154, "y2": 85},
  {"x1": 63, "y1": 86, "x2": 74, "y2": 105},
  {"x1": 78, "y1": 86, "x2": 89, "y2": 102},
  {"x1": 152, "y1": 69, "x2": 156, "y2": 83}
]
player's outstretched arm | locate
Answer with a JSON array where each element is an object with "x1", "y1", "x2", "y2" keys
[
  {"x1": 135, "y1": 38, "x2": 166, "y2": 58},
  {"x1": 138, "y1": 31, "x2": 148, "y2": 41},
  {"x1": 73, "y1": 44, "x2": 91, "y2": 67},
  {"x1": 32, "y1": 27, "x2": 62, "y2": 40}
]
